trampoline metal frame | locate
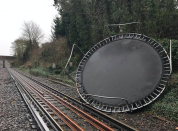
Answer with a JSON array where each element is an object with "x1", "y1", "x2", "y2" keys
[
  {"x1": 75, "y1": 33, "x2": 171, "y2": 112},
  {"x1": 64, "y1": 22, "x2": 172, "y2": 112}
]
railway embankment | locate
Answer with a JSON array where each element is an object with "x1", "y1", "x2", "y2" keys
[{"x1": 0, "y1": 67, "x2": 177, "y2": 130}]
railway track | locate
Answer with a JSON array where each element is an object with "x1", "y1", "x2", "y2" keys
[{"x1": 8, "y1": 68, "x2": 138, "y2": 131}]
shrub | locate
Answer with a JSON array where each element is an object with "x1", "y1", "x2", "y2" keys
[{"x1": 146, "y1": 77, "x2": 178, "y2": 122}]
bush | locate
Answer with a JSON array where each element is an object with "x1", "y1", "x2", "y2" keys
[{"x1": 30, "y1": 68, "x2": 50, "y2": 77}]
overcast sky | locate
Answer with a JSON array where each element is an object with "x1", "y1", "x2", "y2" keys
[{"x1": 0, "y1": 0, "x2": 58, "y2": 56}]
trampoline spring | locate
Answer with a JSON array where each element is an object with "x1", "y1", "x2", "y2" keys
[
  {"x1": 143, "y1": 99, "x2": 147, "y2": 104},
  {"x1": 161, "y1": 80, "x2": 167, "y2": 83},
  {"x1": 150, "y1": 40, "x2": 155, "y2": 45},
  {"x1": 163, "y1": 74, "x2": 170, "y2": 76},
  {"x1": 158, "y1": 86, "x2": 164, "y2": 89},
  {"x1": 148, "y1": 38, "x2": 152, "y2": 43},
  {"x1": 149, "y1": 95, "x2": 154, "y2": 99},
  {"x1": 164, "y1": 63, "x2": 170, "y2": 65},
  {"x1": 159, "y1": 50, "x2": 165, "y2": 53},
  {"x1": 155, "y1": 45, "x2": 160, "y2": 48},
  {"x1": 146, "y1": 97, "x2": 151, "y2": 102},
  {"x1": 162, "y1": 56, "x2": 168, "y2": 59},
  {"x1": 155, "y1": 89, "x2": 161, "y2": 93},
  {"x1": 135, "y1": 103, "x2": 139, "y2": 108},
  {"x1": 153, "y1": 43, "x2": 158, "y2": 47},
  {"x1": 164, "y1": 67, "x2": 170, "y2": 69},
  {"x1": 152, "y1": 92, "x2": 158, "y2": 96},
  {"x1": 139, "y1": 101, "x2": 143, "y2": 107}
]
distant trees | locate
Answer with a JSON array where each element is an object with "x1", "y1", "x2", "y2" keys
[
  {"x1": 21, "y1": 21, "x2": 44, "y2": 62},
  {"x1": 11, "y1": 38, "x2": 26, "y2": 58},
  {"x1": 53, "y1": 0, "x2": 178, "y2": 46},
  {"x1": 51, "y1": 17, "x2": 65, "y2": 40},
  {"x1": 22, "y1": 21, "x2": 44, "y2": 47},
  {"x1": 11, "y1": 20, "x2": 70, "y2": 68},
  {"x1": 11, "y1": 38, "x2": 28, "y2": 65},
  {"x1": 11, "y1": 21, "x2": 44, "y2": 65},
  {"x1": 53, "y1": 0, "x2": 93, "y2": 52},
  {"x1": 40, "y1": 38, "x2": 70, "y2": 65}
]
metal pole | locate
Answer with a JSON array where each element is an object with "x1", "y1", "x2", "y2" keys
[{"x1": 170, "y1": 39, "x2": 172, "y2": 73}]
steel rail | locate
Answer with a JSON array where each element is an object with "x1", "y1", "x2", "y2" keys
[
  {"x1": 46, "y1": 90, "x2": 115, "y2": 131},
  {"x1": 12, "y1": 68, "x2": 138, "y2": 131},
  {"x1": 10, "y1": 69, "x2": 84, "y2": 131},
  {"x1": 31, "y1": 81, "x2": 115, "y2": 131},
  {"x1": 26, "y1": 84, "x2": 85, "y2": 131},
  {"x1": 9, "y1": 70, "x2": 47, "y2": 131},
  {"x1": 8, "y1": 68, "x2": 64, "y2": 131},
  {"x1": 12, "y1": 69, "x2": 115, "y2": 131}
]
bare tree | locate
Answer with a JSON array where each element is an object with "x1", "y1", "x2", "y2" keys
[{"x1": 21, "y1": 21, "x2": 44, "y2": 47}]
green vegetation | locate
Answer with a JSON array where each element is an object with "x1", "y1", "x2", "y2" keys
[
  {"x1": 30, "y1": 68, "x2": 51, "y2": 77},
  {"x1": 146, "y1": 74, "x2": 178, "y2": 122},
  {"x1": 19, "y1": 66, "x2": 76, "y2": 86}
]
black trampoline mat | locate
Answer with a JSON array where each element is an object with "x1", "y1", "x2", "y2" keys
[{"x1": 82, "y1": 39, "x2": 163, "y2": 105}]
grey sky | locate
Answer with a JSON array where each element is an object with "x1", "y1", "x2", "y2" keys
[{"x1": 0, "y1": 0, "x2": 58, "y2": 56}]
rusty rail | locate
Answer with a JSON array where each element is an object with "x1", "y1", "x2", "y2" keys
[
  {"x1": 9, "y1": 69, "x2": 84, "y2": 131},
  {"x1": 9, "y1": 69, "x2": 116, "y2": 131}
]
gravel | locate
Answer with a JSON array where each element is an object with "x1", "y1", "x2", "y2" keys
[{"x1": 0, "y1": 68, "x2": 39, "y2": 131}]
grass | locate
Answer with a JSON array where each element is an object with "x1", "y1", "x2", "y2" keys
[
  {"x1": 18, "y1": 66, "x2": 76, "y2": 86},
  {"x1": 59, "y1": 71, "x2": 76, "y2": 85},
  {"x1": 145, "y1": 74, "x2": 178, "y2": 122},
  {"x1": 19, "y1": 65, "x2": 30, "y2": 73},
  {"x1": 30, "y1": 68, "x2": 51, "y2": 77}
]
